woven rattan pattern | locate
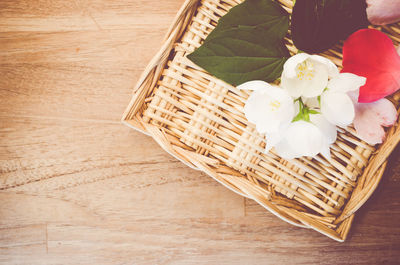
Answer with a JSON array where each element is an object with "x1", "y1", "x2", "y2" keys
[{"x1": 123, "y1": 0, "x2": 400, "y2": 241}]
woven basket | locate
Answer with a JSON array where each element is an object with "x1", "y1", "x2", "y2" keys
[{"x1": 122, "y1": 0, "x2": 400, "y2": 241}]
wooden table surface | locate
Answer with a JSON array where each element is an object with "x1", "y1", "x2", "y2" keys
[{"x1": 0, "y1": 0, "x2": 399, "y2": 264}]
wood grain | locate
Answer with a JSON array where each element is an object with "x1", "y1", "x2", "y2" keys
[{"x1": 0, "y1": 0, "x2": 399, "y2": 264}]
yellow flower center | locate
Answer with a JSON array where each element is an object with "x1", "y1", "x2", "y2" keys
[
  {"x1": 297, "y1": 60, "x2": 315, "y2": 81},
  {"x1": 269, "y1": 100, "x2": 281, "y2": 111}
]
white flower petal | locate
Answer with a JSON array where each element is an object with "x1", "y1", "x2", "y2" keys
[
  {"x1": 254, "y1": 115, "x2": 281, "y2": 134},
  {"x1": 282, "y1": 53, "x2": 311, "y2": 78},
  {"x1": 244, "y1": 92, "x2": 281, "y2": 133},
  {"x1": 320, "y1": 142, "x2": 332, "y2": 161},
  {"x1": 274, "y1": 121, "x2": 324, "y2": 159},
  {"x1": 273, "y1": 137, "x2": 297, "y2": 159},
  {"x1": 310, "y1": 55, "x2": 339, "y2": 78},
  {"x1": 265, "y1": 132, "x2": 283, "y2": 153},
  {"x1": 310, "y1": 114, "x2": 337, "y2": 144},
  {"x1": 311, "y1": 114, "x2": 337, "y2": 160},
  {"x1": 293, "y1": 100, "x2": 301, "y2": 117},
  {"x1": 244, "y1": 91, "x2": 264, "y2": 124},
  {"x1": 327, "y1": 73, "x2": 366, "y2": 93},
  {"x1": 304, "y1": 97, "x2": 320, "y2": 109},
  {"x1": 237, "y1": 80, "x2": 271, "y2": 91},
  {"x1": 281, "y1": 72, "x2": 305, "y2": 98},
  {"x1": 321, "y1": 91, "x2": 355, "y2": 127},
  {"x1": 243, "y1": 85, "x2": 295, "y2": 134},
  {"x1": 301, "y1": 62, "x2": 329, "y2": 98},
  {"x1": 347, "y1": 89, "x2": 360, "y2": 103}
]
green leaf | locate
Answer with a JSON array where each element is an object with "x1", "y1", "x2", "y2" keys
[
  {"x1": 187, "y1": 0, "x2": 290, "y2": 86},
  {"x1": 291, "y1": 0, "x2": 368, "y2": 53},
  {"x1": 207, "y1": 0, "x2": 289, "y2": 41},
  {"x1": 308, "y1": 109, "x2": 320, "y2": 115},
  {"x1": 292, "y1": 112, "x2": 303, "y2": 122}
]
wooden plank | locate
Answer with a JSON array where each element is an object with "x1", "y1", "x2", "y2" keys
[
  {"x1": 0, "y1": 225, "x2": 47, "y2": 264},
  {"x1": 0, "y1": 117, "x2": 244, "y2": 219},
  {"x1": 0, "y1": 29, "x2": 165, "y2": 120}
]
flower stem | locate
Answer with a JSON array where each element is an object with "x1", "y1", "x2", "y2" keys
[{"x1": 292, "y1": 97, "x2": 319, "y2": 122}]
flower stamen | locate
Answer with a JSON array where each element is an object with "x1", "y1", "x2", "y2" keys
[
  {"x1": 269, "y1": 100, "x2": 281, "y2": 111},
  {"x1": 296, "y1": 60, "x2": 315, "y2": 81}
]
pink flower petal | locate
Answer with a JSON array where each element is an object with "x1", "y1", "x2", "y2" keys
[
  {"x1": 354, "y1": 115, "x2": 385, "y2": 145},
  {"x1": 353, "y1": 98, "x2": 398, "y2": 145},
  {"x1": 367, "y1": 0, "x2": 400, "y2": 25}
]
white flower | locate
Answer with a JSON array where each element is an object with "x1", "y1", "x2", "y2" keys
[
  {"x1": 273, "y1": 114, "x2": 337, "y2": 160},
  {"x1": 320, "y1": 73, "x2": 366, "y2": 127},
  {"x1": 238, "y1": 80, "x2": 295, "y2": 135},
  {"x1": 281, "y1": 53, "x2": 339, "y2": 98}
]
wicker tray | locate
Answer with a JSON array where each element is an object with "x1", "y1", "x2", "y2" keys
[{"x1": 122, "y1": 0, "x2": 400, "y2": 241}]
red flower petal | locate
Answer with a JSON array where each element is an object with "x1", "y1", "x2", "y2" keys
[{"x1": 342, "y1": 29, "x2": 400, "y2": 103}]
